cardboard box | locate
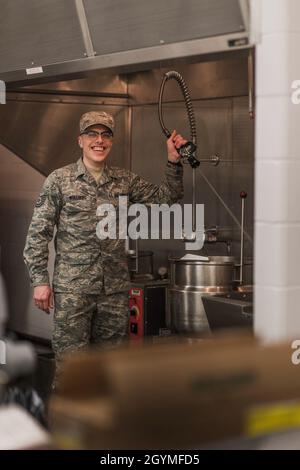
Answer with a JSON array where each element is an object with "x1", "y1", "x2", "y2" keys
[{"x1": 49, "y1": 333, "x2": 300, "y2": 449}]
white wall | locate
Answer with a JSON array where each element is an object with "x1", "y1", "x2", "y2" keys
[
  {"x1": 254, "y1": 0, "x2": 300, "y2": 340},
  {"x1": 0, "y1": 144, "x2": 53, "y2": 340}
]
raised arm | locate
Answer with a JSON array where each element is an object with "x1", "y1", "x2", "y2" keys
[{"x1": 129, "y1": 130, "x2": 186, "y2": 204}]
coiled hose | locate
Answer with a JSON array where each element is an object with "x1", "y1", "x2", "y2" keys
[
  {"x1": 158, "y1": 71, "x2": 199, "y2": 168},
  {"x1": 158, "y1": 70, "x2": 253, "y2": 244},
  {"x1": 158, "y1": 71, "x2": 199, "y2": 235},
  {"x1": 158, "y1": 71, "x2": 196, "y2": 142}
]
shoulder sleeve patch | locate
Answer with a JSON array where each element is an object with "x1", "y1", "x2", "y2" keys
[{"x1": 35, "y1": 194, "x2": 47, "y2": 208}]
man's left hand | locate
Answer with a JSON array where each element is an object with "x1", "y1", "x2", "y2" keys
[{"x1": 167, "y1": 130, "x2": 187, "y2": 163}]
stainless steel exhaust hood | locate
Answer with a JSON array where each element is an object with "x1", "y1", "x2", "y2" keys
[{"x1": 0, "y1": 0, "x2": 249, "y2": 85}]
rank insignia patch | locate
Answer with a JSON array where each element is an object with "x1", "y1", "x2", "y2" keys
[{"x1": 35, "y1": 194, "x2": 46, "y2": 208}]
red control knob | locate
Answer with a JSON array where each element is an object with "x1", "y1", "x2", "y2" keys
[{"x1": 240, "y1": 191, "x2": 247, "y2": 199}]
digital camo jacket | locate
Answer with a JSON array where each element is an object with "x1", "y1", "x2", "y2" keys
[{"x1": 23, "y1": 157, "x2": 184, "y2": 294}]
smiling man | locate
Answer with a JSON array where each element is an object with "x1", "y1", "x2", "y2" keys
[
  {"x1": 78, "y1": 111, "x2": 114, "y2": 178},
  {"x1": 23, "y1": 110, "x2": 186, "y2": 384}
]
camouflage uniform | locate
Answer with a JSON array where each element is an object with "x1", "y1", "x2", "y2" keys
[
  {"x1": 23, "y1": 157, "x2": 183, "y2": 363},
  {"x1": 53, "y1": 291, "x2": 129, "y2": 355}
]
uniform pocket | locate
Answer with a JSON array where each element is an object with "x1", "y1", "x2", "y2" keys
[
  {"x1": 64, "y1": 200, "x2": 93, "y2": 213},
  {"x1": 61, "y1": 252, "x2": 92, "y2": 265},
  {"x1": 54, "y1": 253, "x2": 93, "y2": 290}
]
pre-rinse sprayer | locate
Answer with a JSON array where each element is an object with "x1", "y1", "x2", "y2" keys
[
  {"x1": 158, "y1": 70, "x2": 253, "y2": 248},
  {"x1": 158, "y1": 70, "x2": 200, "y2": 169},
  {"x1": 158, "y1": 71, "x2": 218, "y2": 244}
]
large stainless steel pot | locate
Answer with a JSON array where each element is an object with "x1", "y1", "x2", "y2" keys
[{"x1": 167, "y1": 256, "x2": 235, "y2": 334}]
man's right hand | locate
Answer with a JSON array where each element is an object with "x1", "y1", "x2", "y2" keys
[{"x1": 33, "y1": 285, "x2": 53, "y2": 314}]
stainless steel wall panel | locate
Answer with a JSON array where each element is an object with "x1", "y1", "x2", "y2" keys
[
  {"x1": 0, "y1": 101, "x2": 129, "y2": 175},
  {"x1": 131, "y1": 100, "x2": 232, "y2": 188},
  {"x1": 232, "y1": 96, "x2": 254, "y2": 162},
  {"x1": 0, "y1": 0, "x2": 86, "y2": 74},
  {"x1": 128, "y1": 55, "x2": 249, "y2": 104},
  {"x1": 231, "y1": 96, "x2": 254, "y2": 257},
  {"x1": 24, "y1": 73, "x2": 129, "y2": 97},
  {"x1": 0, "y1": 145, "x2": 52, "y2": 339},
  {"x1": 84, "y1": 0, "x2": 245, "y2": 56}
]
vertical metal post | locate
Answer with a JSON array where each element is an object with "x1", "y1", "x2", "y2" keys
[
  {"x1": 192, "y1": 168, "x2": 196, "y2": 233},
  {"x1": 239, "y1": 191, "x2": 247, "y2": 284}
]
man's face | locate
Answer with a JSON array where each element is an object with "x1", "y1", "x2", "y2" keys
[{"x1": 78, "y1": 124, "x2": 113, "y2": 165}]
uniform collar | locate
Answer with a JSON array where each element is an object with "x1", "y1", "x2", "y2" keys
[
  {"x1": 75, "y1": 157, "x2": 118, "y2": 184},
  {"x1": 75, "y1": 157, "x2": 87, "y2": 179},
  {"x1": 103, "y1": 164, "x2": 118, "y2": 182}
]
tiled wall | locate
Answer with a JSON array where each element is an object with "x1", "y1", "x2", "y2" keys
[{"x1": 254, "y1": 0, "x2": 300, "y2": 340}]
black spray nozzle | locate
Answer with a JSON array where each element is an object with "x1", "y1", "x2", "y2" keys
[{"x1": 177, "y1": 141, "x2": 200, "y2": 168}]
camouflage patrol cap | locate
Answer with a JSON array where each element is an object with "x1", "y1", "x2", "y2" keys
[{"x1": 79, "y1": 111, "x2": 115, "y2": 134}]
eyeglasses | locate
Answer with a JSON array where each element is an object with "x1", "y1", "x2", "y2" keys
[{"x1": 81, "y1": 130, "x2": 113, "y2": 140}]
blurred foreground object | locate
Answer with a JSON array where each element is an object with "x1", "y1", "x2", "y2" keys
[
  {"x1": 0, "y1": 405, "x2": 50, "y2": 449},
  {"x1": 0, "y1": 249, "x2": 36, "y2": 382},
  {"x1": 0, "y1": 253, "x2": 42, "y2": 426},
  {"x1": 1, "y1": 339, "x2": 36, "y2": 382},
  {"x1": 50, "y1": 334, "x2": 300, "y2": 449},
  {"x1": 0, "y1": 268, "x2": 7, "y2": 336}
]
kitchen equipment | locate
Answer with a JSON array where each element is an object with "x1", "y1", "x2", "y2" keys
[
  {"x1": 158, "y1": 71, "x2": 254, "y2": 248},
  {"x1": 238, "y1": 191, "x2": 247, "y2": 285},
  {"x1": 232, "y1": 191, "x2": 253, "y2": 291},
  {"x1": 167, "y1": 255, "x2": 235, "y2": 334},
  {"x1": 129, "y1": 280, "x2": 170, "y2": 339},
  {"x1": 202, "y1": 291, "x2": 253, "y2": 331},
  {"x1": 127, "y1": 250, "x2": 154, "y2": 281},
  {"x1": 158, "y1": 70, "x2": 222, "y2": 248},
  {"x1": 158, "y1": 71, "x2": 199, "y2": 169},
  {"x1": 233, "y1": 257, "x2": 253, "y2": 291}
]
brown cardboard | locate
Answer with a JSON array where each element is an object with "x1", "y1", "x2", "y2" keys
[{"x1": 49, "y1": 333, "x2": 300, "y2": 449}]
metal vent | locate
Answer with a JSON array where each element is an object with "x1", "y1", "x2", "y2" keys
[
  {"x1": 0, "y1": 0, "x2": 86, "y2": 73},
  {"x1": 0, "y1": 0, "x2": 249, "y2": 84},
  {"x1": 84, "y1": 0, "x2": 245, "y2": 56}
]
